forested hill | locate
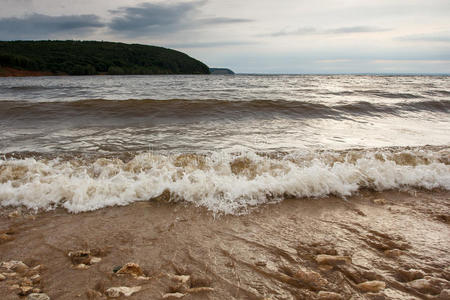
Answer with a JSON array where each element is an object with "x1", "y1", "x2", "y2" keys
[{"x1": 0, "y1": 41, "x2": 210, "y2": 75}]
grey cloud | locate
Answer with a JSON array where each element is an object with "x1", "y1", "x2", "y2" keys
[
  {"x1": 328, "y1": 26, "x2": 390, "y2": 34},
  {"x1": 0, "y1": 13, "x2": 104, "y2": 40},
  {"x1": 270, "y1": 27, "x2": 317, "y2": 37},
  {"x1": 108, "y1": 1, "x2": 252, "y2": 36},
  {"x1": 108, "y1": 1, "x2": 202, "y2": 33},
  {"x1": 199, "y1": 17, "x2": 252, "y2": 25},
  {"x1": 270, "y1": 26, "x2": 389, "y2": 37},
  {"x1": 167, "y1": 41, "x2": 257, "y2": 48},
  {"x1": 396, "y1": 31, "x2": 450, "y2": 42}
]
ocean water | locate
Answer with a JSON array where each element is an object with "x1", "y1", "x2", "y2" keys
[{"x1": 0, "y1": 75, "x2": 449, "y2": 214}]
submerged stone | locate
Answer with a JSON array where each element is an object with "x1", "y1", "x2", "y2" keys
[
  {"x1": 357, "y1": 280, "x2": 386, "y2": 293},
  {"x1": 316, "y1": 255, "x2": 351, "y2": 266},
  {"x1": 105, "y1": 286, "x2": 142, "y2": 297}
]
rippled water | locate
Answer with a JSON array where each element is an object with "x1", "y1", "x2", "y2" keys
[
  {"x1": 0, "y1": 75, "x2": 449, "y2": 153},
  {"x1": 0, "y1": 75, "x2": 449, "y2": 213}
]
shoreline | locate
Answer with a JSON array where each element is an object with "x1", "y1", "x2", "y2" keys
[{"x1": 1, "y1": 189, "x2": 449, "y2": 299}]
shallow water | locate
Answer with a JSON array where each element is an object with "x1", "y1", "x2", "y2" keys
[{"x1": 0, "y1": 75, "x2": 449, "y2": 213}]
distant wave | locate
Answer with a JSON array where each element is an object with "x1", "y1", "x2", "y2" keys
[{"x1": 0, "y1": 99, "x2": 448, "y2": 124}]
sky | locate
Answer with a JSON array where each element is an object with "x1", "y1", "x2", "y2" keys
[{"x1": 0, "y1": 0, "x2": 449, "y2": 74}]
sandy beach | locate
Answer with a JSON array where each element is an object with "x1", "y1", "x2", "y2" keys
[{"x1": 1, "y1": 189, "x2": 449, "y2": 299}]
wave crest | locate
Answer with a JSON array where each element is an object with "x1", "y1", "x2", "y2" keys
[{"x1": 1, "y1": 147, "x2": 449, "y2": 214}]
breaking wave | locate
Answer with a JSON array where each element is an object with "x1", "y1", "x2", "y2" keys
[{"x1": 1, "y1": 147, "x2": 449, "y2": 214}]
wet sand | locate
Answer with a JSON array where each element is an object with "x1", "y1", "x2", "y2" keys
[{"x1": 0, "y1": 190, "x2": 449, "y2": 299}]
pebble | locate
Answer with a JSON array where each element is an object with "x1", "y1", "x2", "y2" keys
[
  {"x1": 27, "y1": 293, "x2": 50, "y2": 300},
  {"x1": 317, "y1": 291, "x2": 344, "y2": 300},
  {"x1": 187, "y1": 287, "x2": 214, "y2": 293},
  {"x1": 0, "y1": 233, "x2": 14, "y2": 242},
  {"x1": 72, "y1": 263, "x2": 89, "y2": 270},
  {"x1": 19, "y1": 286, "x2": 34, "y2": 296},
  {"x1": 372, "y1": 198, "x2": 386, "y2": 205},
  {"x1": 163, "y1": 292, "x2": 185, "y2": 298},
  {"x1": 8, "y1": 210, "x2": 21, "y2": 218},
  {"x1": 90, "y1": 257, "x2": 102, "y2": 264},
  {"x1": 408, "y1": 276, "x2": 444, "y2": 295},
  {"x1": 397, "y1": 268, "x2": 424, "y2": 282},
  {"x1": 294, "y1": 269, "x2": 327, "y2": 289},
  {"x1": 2, "y1": 260, "x2": 29, "y2": 273},
  {"x1": 22, "y1": 277, "x2": 33, "y2": 286},
  {"x1": 31, "y1": 274, "x2": 41, "y2": 283},
  {"x1": 357, "y1": 281, "x2": 386, "y2": 293},
  {"x1": 318, "y1": 265, "x2": 334, "y2": 272},
  {"x1": 169, "y1": 274, "x2": 190, "y2": 284},
  {"x1": 0, "y1": 273, "x2": 5, "y2": 281},
  {"x1": 105, "y1": 286, "x2": 142, "y2": 297},
  {"x1": 384, "y1": 249, "x2": 403, "y2": 257},
  {"x1": 116, "y1": 263, "x2": 144, "y2": 277},
  {"x1": 316, "y1": 255, "x2": 351, "y2": 266},
  {"x1": 68, "y1": 250, "x2": 91, "y2": 265}
]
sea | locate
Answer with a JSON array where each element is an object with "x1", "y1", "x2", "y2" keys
[{"x1": 0, "y1": 74, "x2": 449, "y2": 214}]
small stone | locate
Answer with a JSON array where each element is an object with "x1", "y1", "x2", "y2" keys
[
  {"x1": 169, "y1": 274, "x2": 190, "y2": 284},
  {"x1": 318, "y1": 291, "x2": 344, "y2": 300},
  {"x1": 22, "y1": 277, "x2": 33, "y2": 286},
  {"x1": 32, "y1": 265, "x2": 42, "y2": 271},
  {"x1": 397, "y1": 268, "x2": 425, "y2": 282},
  {"x1": 357, "y1": 281, "x2": 386, "y2": 293},
  {"x1": 8, "y1": 210, "x2": 21, "y2": 218},
  {"x1": 319, "y1": 265, "x2": 334, "y2": 272},
  {"x1": 2, "y1": 260, "x2": 29, "y2": 273},
  {"x1": 72, "y1": 264, "x2": 89, "y2": 270},
  {"x1": 384, "y1": 249, "x2": 403, "y2": 258},
  {"x1": 294, "y1": 269, "x2": 327, "y2": 289},
  {"x1": 5, "y1": 272, "x2": 18, "y2": 278},
  {"x1": 316, "y1": 255, "x2": 351, "y2": 266},
  {"x1": 32, "y1": 288, "x2": 41, "y2": 293},
  {"x1": 68, "y1": 250, "x2": 91, "y2": 265},
  {"x1": 9, "y1": 284, "x2": 20, "y2": 290},
  {"x1": 408, "y1": 277, "x2": 443, "y2": 295},
  {"x1": 0, "y1": 233, "x2": 14, "y2": 242},
  {"x1": 255, "y1": 261, "x2": 267, "y2": 267},
  {"x1": 27, "y1": 293, "x2": 50, "y2": 300},
  {"x1": 31, "y1": 274, "x2": 41, "y2": 283},
  {"x1": 90, "y1": 257, "x2": 102, "y2": 264},
  {"x1": 372, "y1": 198, "x2": 386, "y2": 205},
  {"x1": 0, "y1": 273, "x2": 5, "y2": 281},
  {"x1": 19, "y1": 286, "x2": 34, "y2": 296},
  {"x1": 116, "y1": 263, "x2": 144, "y2": 277},
  {"x1": 187, "y1": 287, "x2": 214, "y2": 293},
  {"x1": 105, "y1": 286, "x2": 142, "y2": 297},
  {"x1": 163, "y1": 293, "x2": 185, "y2": 299}
]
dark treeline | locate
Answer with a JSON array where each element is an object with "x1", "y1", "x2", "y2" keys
[{"x1": 0, "y1": 40, "x2": 210, "y2": 75}]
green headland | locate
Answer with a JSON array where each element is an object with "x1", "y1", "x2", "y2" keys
[{"x1": 0, "y1": 40, "x2": 210, "y2": 76}]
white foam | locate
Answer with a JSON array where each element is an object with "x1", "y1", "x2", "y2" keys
[{"x1": 0, "y1": 148, "x2": 449, "y2": 214}]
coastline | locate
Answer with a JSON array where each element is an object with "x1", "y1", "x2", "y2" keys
[
  {"x1": 1, "y1": 189, "x2": 449, "y2": 299},
  {"x1": 0, "y1": 67, "x2": 55, "y2": 77}
]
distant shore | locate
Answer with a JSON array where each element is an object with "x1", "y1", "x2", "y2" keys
[
  {"x1": 1, "y1": 189, "x2": 449, "y2": 299},
  {"x1": 0, "y1": 67, "x2": 54, "y2": 77}
]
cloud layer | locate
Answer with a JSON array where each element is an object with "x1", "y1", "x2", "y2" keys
[
  {"x1": 0, "y1": 13, "x2": 104, "y2": 39},
  {"x1": 0, "y1": 0, "x2": 448, "y2": 73},
  {"x1": 270, "y1": 26, "x2": 390, "y2": 37}
]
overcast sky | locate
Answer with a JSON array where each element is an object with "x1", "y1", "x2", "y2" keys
[{"x1": 1, "y1": 0, "x2": 449, "y2": 73}]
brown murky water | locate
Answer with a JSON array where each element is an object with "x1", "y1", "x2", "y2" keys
[{"x1": 1, "y1": 189, "x2": 449, "y2": 299}]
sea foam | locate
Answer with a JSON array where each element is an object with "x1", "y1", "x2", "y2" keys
[{"x1": 0, "y1": 147, "x2": 449, "y2": 214}]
